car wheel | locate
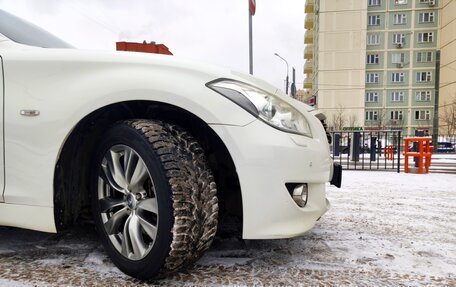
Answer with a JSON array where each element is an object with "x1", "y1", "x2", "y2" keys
[{"x1": 91, "y1": 119, "x2": 218, "y2": 280}]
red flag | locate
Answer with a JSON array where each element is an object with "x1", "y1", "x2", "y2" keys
[{"x1": 249, "y1": 0, "x2": 256, "y2": 16}]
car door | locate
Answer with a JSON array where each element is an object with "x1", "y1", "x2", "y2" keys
[{"x1": 0, "y1": 55, "x2": 4, "y2": 202}]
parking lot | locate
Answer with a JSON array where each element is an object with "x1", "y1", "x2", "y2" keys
[{"x1": 0, "y1": 170, "x2": 455, "y2": 286}]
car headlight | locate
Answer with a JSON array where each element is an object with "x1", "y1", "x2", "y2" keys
[{"x1": 207, "y1": 79, "x2": 312, "y2": 137}]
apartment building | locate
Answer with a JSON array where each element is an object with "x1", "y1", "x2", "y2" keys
[
  {"x1": 439, "y1": 0, "x2": 456, "y2": 136},
  {"x1": 305, "y1": 0, "x2": 441, "y2": 136}
]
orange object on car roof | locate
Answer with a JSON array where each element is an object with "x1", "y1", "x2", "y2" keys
[{"x1": 116, "y1": 41, "x2": 173, "y2": 55}]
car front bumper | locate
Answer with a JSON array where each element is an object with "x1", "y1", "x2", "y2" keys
[{"x1": 210, "y1": 119, "x2": 335, "y2": 239}]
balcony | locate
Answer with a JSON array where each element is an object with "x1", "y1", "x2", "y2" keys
[
  {"x1": 304, "y1": 45, "x2": 313, "y2": 59},
  {"x1": 304, "y1": 61, "x2": 313, "y2": 74},
  {"x1": 304, "y1": 30, "x2": 314, "y2": 44},
  {"x1": 305, "y1": 0, "x2": 315, "y2": 13},
  {"x1": 304, "y1": 13, "x2": 314, "y2": 29},
  {"x1": 304, "y1": 77, "x2": 313, "y2": 89}
]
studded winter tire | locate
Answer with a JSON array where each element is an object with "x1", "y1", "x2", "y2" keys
[{"x1": 91, "y1": 119, "x2": 218, "y2": 280}]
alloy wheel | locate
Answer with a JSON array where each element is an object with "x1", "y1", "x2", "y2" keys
[{"x1": 97, "y1": 144, "x2": 159, "y2": 261}]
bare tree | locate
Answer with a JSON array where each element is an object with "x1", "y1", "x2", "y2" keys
[
  {"x1": 376, "y1": 109, "x2": 387, "y2": 130},
  {"x1": 415, "y1": 119, "x2": 431, "y2": 135},
  {"x1": 348, "y1": 113, "x2": 359, "y2": 128},
  {"x1": 440, "y1": 96, "x2": 456, "y2": 137},
  {"x1": 295, "y1": 89, "x2": 311, "y2": 104},
  {"x1": 329, "y1": 105, "x2": 347, "y2": 131},
  {"x1": 387, "y1": 111, "x2": 406, "y2": 131}
]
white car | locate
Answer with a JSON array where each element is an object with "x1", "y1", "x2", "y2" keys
[{"x1": 0, "y1": 10, "x2": 341, "y2": 279}]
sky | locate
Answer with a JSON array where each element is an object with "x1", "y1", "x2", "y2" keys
[{"x1": 0, "y1": 0, "x2": 305, "y2": 92}]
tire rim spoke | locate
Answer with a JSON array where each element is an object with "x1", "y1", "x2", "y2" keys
[
  {"x1": 123, "y1": 147, "x2": 138, "y2": 184},
  {"x1": 100, "y1": 165, "x2": 124, "y2": 193},
  {"x1": 105, "y1": 149, "x2": 128, "y2": 190},
  {"x1": 121, "y1": 215, "x2": 132, "y2": 257},
  {"x1": 137, "y1": 214, "x2": 158, "y2": 240},
  {"x1": 99, "y1": 198, "x2": 126, "y2": 213},
  {"x1": 128, "y1": 214, "x2": 148, "y2": 258},
  {"x1": 137, "y1": 198, "x2": 158, "y2": 214},
  {"x1": 104, "y1": 207, "x2": 129, "y2": 235},
  {"x1": 129, "y1": 157, "x2": 148, "y2": 190}
]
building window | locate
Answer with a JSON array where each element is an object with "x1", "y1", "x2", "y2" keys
[
  {"x1": 392, "y1": 53, "x2": 405, "y2": 64},
  {"x1": 368, "y1": 15, "x2": 381, "y2": 26},
  {"x1": 418, "y1": 32, "x2": 434, "y2": 43},
  {"x1": 395, "y1": 0, "x2": 407, "y2": 4},
  {"x1": 416, "y1": 51, "x2": 433, "y2": 62},
  {"x1": 392, "y1": 33, "x2": 406, "y2": 44},
  {"x1": 391, "y1": 73, "x2": 405, "y2": 83},
  {"x1": 419, "y1": 0, "x2": 434, "y2": 3},
  {"x1": 366, "y1": 73, "x2": 380, "y2": 83},
  {"x1": 416, "y1": 71, "x2": 432, "y2": 82},
  {"x1": 368, "y1": 0, "x2": 381, "y2": 6},
  {"x1": 416, "y1": 91, "x2": 431, "y2": 101},
  {"x1": 366, "y1": 92, "x2": 379, "y2": 102},
  {"x1": 366, "y1": 111, "x2": 379, "y2": 121},
  {"x1": 390, "y1": 111, "x2": 404, "y2": 120},
  {"x1": 391, "y1": 91, "x2": 405, "y2": 102},
  {"x1": 367, "y1": 34, "x2": 380, "y2": 45},
  {"x1": 415, "y1": 110, "x2": 431, "y2": 120},
  {"x1": 419, "y1": 12, "x2": 435, "y2": 23},
  {"x1": 367, "y1": 54, "x2": 379, "y2": 64},
  {"x1": 393, "y1": 14, "x2": 407, "y2": 25}
]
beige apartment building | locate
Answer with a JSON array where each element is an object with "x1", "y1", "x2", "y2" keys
[
  {"x1": 305, "y1": 0, "x2": 455, "y2": 136},
  {"x1": 440, "y1": 0, "x2": 456, "y2": 136}
]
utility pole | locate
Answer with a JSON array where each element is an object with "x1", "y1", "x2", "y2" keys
[
  {"x1": 274, "y1": 53, "x2": 289, "y2": 95},
  {"x1": 432, "y1": 50, "x2": 441, "y2": 149},
  {"x1": 291, "y1": 67, "x2": 296, "y2": 98},
  {"x1": 248, "y1": 0, "x2": 256, "y2": 75}
]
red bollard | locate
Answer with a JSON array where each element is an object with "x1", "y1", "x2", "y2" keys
[{"x1": 403, "y1": 137, "x2": 432, "y2": 174}]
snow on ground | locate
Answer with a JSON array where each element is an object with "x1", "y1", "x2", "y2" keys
[
  {"x1": 432, "y1": 153, "x2": 456, "y2": 159},
  {"x1": 0, "y1": 171, "x2": 455, "y2": 286}
]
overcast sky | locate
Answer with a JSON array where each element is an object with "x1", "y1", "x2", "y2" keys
[{"x1": 0, "y1": 0, "x2": 305, "y2": 91}]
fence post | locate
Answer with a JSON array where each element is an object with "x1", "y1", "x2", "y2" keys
[
  {"x1": 334, "y1": 133, "x2": 340, "y2": 156},
  {"x1": 370, "y1": 136, "x2": 376, "y2": 162},
  {"x1": 351, "y1": 132, "x2": 360, "y2": 162}
]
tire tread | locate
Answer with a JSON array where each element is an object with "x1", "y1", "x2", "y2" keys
[{"x1": 127, "y1": 119, "x2": 218, "y2": 276}]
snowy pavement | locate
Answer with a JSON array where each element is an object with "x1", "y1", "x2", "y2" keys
[{"x1": 0, "y1": 171, "x2": 455, "y2": 286}]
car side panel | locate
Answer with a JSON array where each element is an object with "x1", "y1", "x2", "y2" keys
[
  {"x1": 0, "y1": 56, "x2": 4, "y2": 202},
  {"x1": 0, "y1": 203, "x2": 55, "y2": 232},
  {"x1": 0, "y1": 48, "x2": 255, "y2": 226}
]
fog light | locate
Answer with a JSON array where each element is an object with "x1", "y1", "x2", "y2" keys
[{"x1": 292, "y1": 184, "x2": 308, "y2": 207}]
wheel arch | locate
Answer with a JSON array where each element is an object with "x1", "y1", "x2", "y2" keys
[{"x1": 53, "y1": 100, "x2": 242, "y2": 232}]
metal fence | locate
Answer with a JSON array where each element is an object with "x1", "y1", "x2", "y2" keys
[
  {"x1": 437, "y1": 135, "x2": 456, "y2": 144},
  {"x1": 436, "y1": 136, "x2": 456, "y2": 153},
  {"x1": 330, "y1": 130, "x2": 402, "y2": 172}
]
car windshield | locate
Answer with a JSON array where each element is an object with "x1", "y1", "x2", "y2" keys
[{"x1": 0, "y1": 9, "x2": 73, "y2": 48}]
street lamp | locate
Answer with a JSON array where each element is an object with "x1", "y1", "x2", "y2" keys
[{"x1": 274, "y1": 53, "x2": 289, "y2": 95}]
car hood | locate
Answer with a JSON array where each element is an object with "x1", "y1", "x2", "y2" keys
[{"x1": 0, "y1": 40, "x2": 315, "y2": 113}]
